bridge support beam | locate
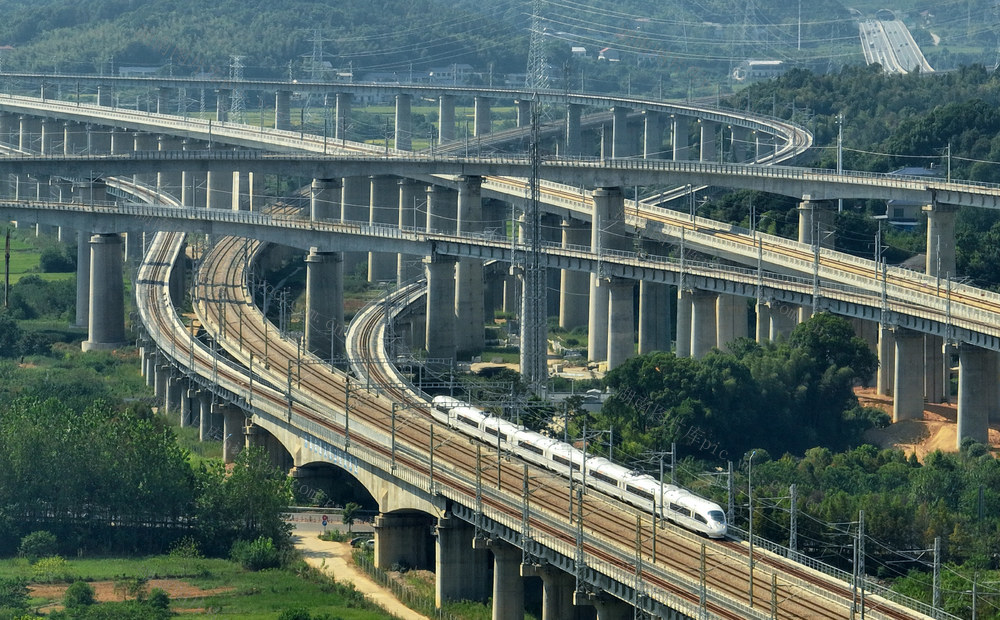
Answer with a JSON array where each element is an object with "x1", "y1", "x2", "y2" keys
[
  {"x1": 877, "y1": 323, "x2": 895, "y2": 396},
  {"x1": 157, "y1": 135, "x2": 184, "y2": 198},
  {"x1": 607, "y1": 278, "x2": 635, "y2": 370},
  {"x1": 611, "y1": 106, "x2": 632, "y2": 158},
  {"x1": 672, "y1": 116, "x2": 691, "y2": 161},
  {"x1": 474, "y1": 538, "x2": 523, "y2": 620},
  {"x1": 925, "y1": 335, "x2": 946, "y2": 403},
  {"x1": 690, "y1": 289, "x2": 718, "y2": 359},
  {"x1": 700, "y1": 120, "x2": 718, "y2": 163},
  {"x1": 426, "y1": 185, "x2": 457, "y2": 233},
  {"x1": 335, "y1": 93, "x2": 353, "y2": 141},
  {"x1": 132, "y1": 131, "x2": 158, "y2": 187},
  {"x1": 588, "y1": 187, "x2": 628, "y2": 362},
  {"x1": 731, "y1": 126, "x2": 750, "y2": 162},
  {"x1": 892, "y1": 328, "x2": 925, "y2": 422},
  {"x1": 474, "y1": 96, "x2": 492, "y2": 137},
  {"x1": 438, "y1": 95, "x2": 455, "y2": 143},
  {"x1": 425, "y1": 254, "x2": 458, "y2": 360},
  {"x1": 455, "y1": 176, "x2": 485, "y2": 356},
  {"x1": 154, "y1": 365, "x2": 169, "y2": 399},
  {"x1": 341, "y1": 176, "x2": 371, "y2": 276},
  {"x1": 957, "y1": 344, "x2": 993, "y2": 448},
  {"x1": 522, "y1": 564, "x2": 576, "y2": 620},
  {"x1": 198, "y1": 393, "x2": 215, "y2": 441},
  {"x1": 435, "y1": 515, "x2": 490, "y2": 607},
  {"x1": 676, "y1": 289, "x2": 692, "y2": 356},
  {"x1": 394, "y1": 94, "x2": 412, "y2": 151},
  {"x1": 638, "y1": 281, "x2": 671, "y2": 354},
  {"x1": 310, "y1": 178, "x2": 341, "y2": 221},
  {"x1": 181, "y1": 139, "x2": 206, "y2": 207},
  {"x1": 221, "y1": 406, "x2": 244, "y2": 463},
  {"x1": 369, "y1": 175, "x2": 399, "y2": 282},
  {"x1": 374, "y1": 512, "x2": 435, "y2": 571},
  {"x1": 274, "y1": 90, "x2": 291, "y2": 131},
  {"x1": 565, "y1": 104, "x2": 582, "y2": 156},
  {"x1": 924, "y1": 202, "x2": 959, "y2": 279},
  {"x1": 18, "y1": 115, "x2": 40, "y2": 151},
  {"x1": 642, "y1": 110, "x2": 664, "y2": 159},
  {"x1": 82, "y1": 233, "x2": 127, "y2": 351},
  {"x1": 560, "y1": 219, "x2": 590, "y2": 330},
  {"x1": 798, "y1": 200, "x2": 836, "y2": 248},
  {"x1": 717, "y1": 293, "x2": 748, "y2": 351},
  {"x1": 398, "y1": 179, "x2": 424, "y2": 283},
  {"x1": 305, "y1": 249, "x2": 344, "y2": 361},
  {"x1": 40, "y1": 119, "x2": 61, "y2": 155}
]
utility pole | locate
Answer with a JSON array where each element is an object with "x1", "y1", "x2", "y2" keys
[{"x1": 789, "y1": 483, "x2": 797, "y2": 560}]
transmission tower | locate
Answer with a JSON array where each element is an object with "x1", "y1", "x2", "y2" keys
[
  {"x1": 229, "y1": 55, "x2": 246, "y2": 124},
  {"x1": 517, "y1": 97, "x2": 547, "y2": 393},
  {"x1": 525, "y1": 0, "x2": 549, "y2": 91},
  {"x1": 305, "y1": 29, "x2": 335, "y2": 82}
]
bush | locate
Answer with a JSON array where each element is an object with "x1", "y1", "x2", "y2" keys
[
  {"x1": 168, "y1": 536, "x2": 202, "y2": 559},
  {"x1": 147, "y1": 587, "x2": 170, "y2": 610},
  {"x1": 32, "y1": 556, "x2": 69, "y2": 582},
  {"x1": 39, "y1": 247, "x2": 76, "y2": 272},
  {"x1": 19, "y1": 531, "x2": 58, "y2": 561},
  {"x1": 64, "y1": 581, "x2": 95, "y2": 608},
  {"x1": 0, "y1": 577, "x2": 28, "y2": 610},
  {"x1": 278, "y1": 608, "x2": 312, "y2": 620},
  {"x1": 230, "y1": 537, "x2": 281, "y2": 571}
]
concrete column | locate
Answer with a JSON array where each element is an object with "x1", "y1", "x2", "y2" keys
[
  {"x1": 132, "y1": 132, "x2": 158, "y2": 187},
  {"x1": 274, "y1": 90, "x2": 291, "y2": 130},
  {"x1": 588, "y1": 187, "x2": 627, "y2": 362},
  {"x1": 588, "y1": 279, "x2": 609, "y2": 362},
  {"x1": 398, "y1": 179, "x2": 424, "y2": 283},
  {"x1": 215, "y1": 89, "x2": 230, "y2": 122},
  {"x1": 335, "y1": 93, "x2": 353, "y2": 140},
  {"x1": 206, "y1": 164, "x2": 232, "y2": 210},
  {"x1": 87, "y1": 124, "x2": 111, "y2": 154},
  {"x1": 82, "y1": 233, "x2": 126, "y2": 351},
  {"x1": 769, "y1": 301, "x2": 798, "y2": 341},
  {"x1": 892, "y1": 328, "x2": 925, "y2": 422},
  {"x1": 426, "y1": 185, "x2": 457, "y2": 233},
  {"x1": 690, "y1": 289, "x2": 718, "y2": 359},
  {"x1": 487, "y1": 540, "x2": 524, "y2": 620},
  {"x1": 153, "y1": 365, "x2": 169, "y2": 399},
  {"x1": 310, "y1": 178, "x2": 341, "y2": 221},
  {"x1": 180, "y1": 389, "x2": 196, "y2": 428},
  {"x1": 798, "y1": 200, "x2": 836, "y2": 248},
  {"x1": 474, "y1": 96, "x2": 492, "y2": 137},
  {"x1": 40, "y1": 119, "x2": 60, "y2": 155},
  {"x1": 559, "y1": 219, "x2": 590, "y2": 330},
  {"x1": 155, "y1": 87, "x2": 171, "y2": 114},
  {"x1": 565, "y1": 104, "x2": 582, "y2": 156},
  {"x1": 18, "y1": 116, "x2": 40, "y2": 152},
  {"x1": 305, "y1": 249, "x2": 344, "y2": 361},
  {"x1": 700, "y1": 120, "x2": 718, "y2": 162},
  {"x1": 591, "y1": 596, "x2": 632, "y2": 620},
  {"x1": 638, "y1": 281, "x2": 671, "y2": 354},
  {"x1": 341, "y1": 176, "x2": 370, "y2": 276},
  {"x1": 522, "y1": 564, "x2": 575, "y2": 620},
  {"x1": 368, "y1": 175, "x2": 399, "y2": 282},
  {"x1": 455, "y1": 176, "x2": 485, "y2": 356},
  {"x1": 607, "y1": 278, "x2": 635, "y2": 369},
  {"x1": 222, "y1": 407, "x2": 243, "y2": 463},
  {"x1": 425, "y1": 254, "x2": 458, "y2": 360},
  {"x1": 676, "y1": 288, "x2": 692, "y2": 357},
  {"x1": 731, "y1": 126, "x2": 750, "y2": 162},
  {"x1": 157, "y1": 135, "x2": 184, "y2": 197},
  {"x1": 438, "y1": 95, "x2": 455, "y2": 143},
  {"x1": 957, "y1": 344, "x2": 992, "y2": 447},
  {"x1": 374, "y1": 513, "x2": 434, "y2": 571},
  {"x1": 74, "y1": 229, "x2": 92, "y2": 328},
  {"x1": 165, "y1": 376, "x2": 183, "y2": 419},
  {"x1": 924, "y1": 202, "x2": 959, "y2": 278},
  {"x1": 672, "y1": 116, "x2": 691, "y2": 161},
  {"x1": 180, "y1": 139, "x2": 205, "y2": 207},
  {"x1": 97, "y1": 85, "x2": 113, "y2": 107},
  {"x1": 0, "y1": 112, "x2": 16, "y2": 146},
  {"x1": 198, "y1": 393, "x2": 214, "y2": 442},
  {"x1": 435, "y1": 515, "x2": 491, "y2": 606},
  {"x1": 611, "y1": 106, "x2": 631, "y2": 158},
  {"x1": 394, "y1": 94, "x2": 412, "y2": 150},
  {"x1": 877, "y1": 323, "x2": 896, "y2": 396},
  {"x1": 642, "y1": 110, "x2": 664, "y2": 159},
  {"x1": 716, "y1": 294, "x2": 748, "y2": 350},
  {"x1": 515, "y1": 99, "x2": 532, "y2": 127},
  {"x1": 925, "y1": 335, "x2": 946, "y2": 403}
]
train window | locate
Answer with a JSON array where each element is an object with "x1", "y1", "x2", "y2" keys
[
  {"x1": 519, "y1": 442, "x2": 544, "y2": 455},
  {"x1": 591, "y1": 471, "x2": 617, "y2": 486},
  {"x1": 457, "y1": 415, "x2": 478, "y2": 427},
  {"x1": 669, "y1": 503, "x2": 691, "y2": 517},
  {"x1": 553, "y1": 454, "x2": 581, "y2": 471},
  {"x1": 485, "y1": 426, "x2": 499, "y2": 437},
  {"x1": 708, "y1": 510, "x2": 726, "y2": 523},
  {"x1": 694, "y1": 513, "x2": 707, "y2": 524},
  {"x1": 626, "y1": 485, "x2": 654, "y2": 500}
]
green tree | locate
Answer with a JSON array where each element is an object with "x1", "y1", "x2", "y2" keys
[
  {"x1": 64, "y1": 581, "x2": 96, "y2": 609},
  {"x1": 19, "y1": 530, "x2": 57, "y2": 561},
  {"x1": 342, "y1": 502, "x2": 361, "y2": 534},
  {"x1": 0, "y1": 577, "x2": 28, "y2": 610}
]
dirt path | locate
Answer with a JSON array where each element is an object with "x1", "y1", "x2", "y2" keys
[{"x1": 290, "y1": 520, "x2": 430, "y2": 620}]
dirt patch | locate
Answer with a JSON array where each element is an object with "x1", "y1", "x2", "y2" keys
[{"x1": 31, "y1": 579, "x2": 234, "y2": 612}]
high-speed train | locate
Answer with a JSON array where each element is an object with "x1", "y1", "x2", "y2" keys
[{"x1": 431, "y1": 395, "x2": 727, "y2": 538}]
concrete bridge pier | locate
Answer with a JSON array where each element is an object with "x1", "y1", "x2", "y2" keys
[
  {"x1": 40, "y1": 118, "x2": 61, "y2": 155},
  {"x1": 155, "y1": 87, "x2": 172, "y2": 114},
  {"x1": 304, "y1": 249, "x2": 344, "y2": 361},
  {"x1": 97, "y1": 85, "x2": 113, "y2": 107},
  {"x1": 438, "y1": 95, "x2": 455, "y2": 143},
  {"x1": 18, "y1": 115, "x2": 40, "y2": 151},
  {"x1": 335, "y1": 92, "x2": 353, "y2": 141},
  {"x1": 88, "y1": 124, "x2": 111, "y2": 153},
  {"x1": 73, "y1": 229, "x2": 92, "y2": 328},
  {"x1": 925, "y1": 335, "x2": 946, "y2": 403},
  {"x1": 522, "y1": 563, "x2": 576, "y2": 620},
  {"x1": 515, "y1": 99, "x2": 532, "y2": 127},
  {"x1": 394, "y1": 94, "x2": 412, "y2": 151},
  {"x1": 607, "y1": 278, "x2": 635, "y2": 370},
  {"x1": 82, "y1": 233, "x2": 127, "y2": 351},
  {"x1": 398, "y1": 179, "x2": 425, "y2": 283},
  {"x1": 181, "y1": 139, "x2": 206, "y2": 207},
  {"x1": 153, "y1": 365, "x2": 169, "y2": 399},
  {"x1": 310, "y1": 178, "x2": 341, "y2": 221},
  {"x1": 611, "y1": 107, "x2": 632, "y2": 158},
  {"x1": 717, "y1": 293, "x2": 748, "y2": 351},
  {"x1": 474, "y1": 96, "x2": 492, "y2": 138},
  {"x1": 198, "y1": 393, "x2": 214, "y2": 441},
  {"x1": 700, "y1": 120, "x2": 719, "y2": 163},
  {"x1": 642, "y1": 110, "x2": 664, "y2": 159},
  {"x1": 924, "y1": 202, "x2": 959, "y2": 278},
  {"x1": 426, "y1": 184, "x2": 457, "y2": 233},
  {"x1": 164, "y1": 374, "x2": 184, "y2": 419},
  {"x1": 676, "y1": 289, "x2": 693, "y2": 357},
  {"x1": 672, "y1": 115, "x2": 691, "y2": 161},
  {"x1": 877, "y1": 323, "x2": 895, "y2": 396},
  {"x1": 638, "y1": 281, "x2": 671, "y2": 354},
  {"x1": 588, "y1": 187, "x2": 628, "y2": 363},
  {"x1": 455, "y1": 176, "x2": 485, "y2": 356},
  {"x1": 730, "y1": 126, "x2": 750, "y2": 163},
  {"x1": 588, "y1": 275, "x2": 610, "y2": 362},
  {"x1": 957, "y1": 344, "x2": 993, "y2": 447},
  {"x1": 425, "y1": 254, "x2": 458, "y2": 360},
  {"x1": 206, "y1": 161, "x2": 233, "y2": 210},
  {"x1": 109, "y1": 128, "x2": 131, "y2": 155},
  {"x1": 157, "y1": 135, "x2": 184, "y2": 198},
  {"x1": 798, "y1": 200, "x2": 837, "y2": 248},
  {"x1": 473, "y1": 538, "x2": 524, "y2": 620},
  {"x1": 215, "y1": 89, "x2": 230, "y2": 122},
  {"x1": 559, "y1": 219, "x2": 590, "y2": 330},
  {"x1": 374, "y1": 512, "x2": 435, "y2": 571},
  {"x1": 0, "y1": 112, "x2": 15, "y2": 147},
  {"x1": 565, "y1": 104, "x2": 583, "y2": 157},
  {"x1": 768, "y1": 301, "x2": 798, "y2": 341},
  {"x1": 274, "y1": 90, "x2": 291, "y2": 131},
  {"x1": 132, "y1": 131, "x2": 158, "y2": 188},
  {"x1": 435, "y1": 514, "x2": 491, "y2": 606},
  {"x1": 582, "y1": 594, "x2": 632, "y2": 620},
  {"x1": 369, "y1": 175, "x2": 399, "y2": 282},
  {"x1": 181, "y1": 387, "x2": 198, "y2": 428},
  {"x1": 892, "y1": 328, "x2": 925, "y2": 422},
  {"x1": 341, "y1": 175, "x2": 370, "y2": 276},
  {"x1": 221, "y1": 406, "x2": 244, "y2": 463},
  {"x1": 690, "y1": 289, "x2": 719, "y2": 359}
]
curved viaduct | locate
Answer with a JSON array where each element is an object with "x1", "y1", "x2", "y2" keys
[{"x1": 0, "y1": 80, "x2": 977, "y2": 620}]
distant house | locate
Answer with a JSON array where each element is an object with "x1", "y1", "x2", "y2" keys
[
  {"x1": 732, "y1": 60, "x2": 785, "y2": 82},
  {"x1": 119, "y1": 66, "x2": 160, "y2": 77},
  {"x1": 428, "y1": 64, "x2": 474, "y2": 85},
  {"x1": 885, "y1": 166, "x2": 942, "y2": 227},
  {"x1": 598, "y1": 48, "x2": 620, "y2": 62},
  {"x1": 571, "y1": 46, "x2": 588, "y2": 58}
]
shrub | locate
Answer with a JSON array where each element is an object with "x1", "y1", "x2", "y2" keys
[
  {"x1": 0, "y1": 577, "x2": 28, "y2": 610},
  {"x1": 147, "y1": 587, "x2": 170, "y2": 610},
  {"x1": 64, "y1": 581, "x2": 95, "y2": 608},
  {"x1": 19, "y1": 531, "x2": 58, "y2": 561},
  {"x1": 168, "y1": 536, "x2": 203, "y2": 559},
  {"x1": 230, "y1": 537, "x2": 281, "y2": 571},
  {"x1": 278, "y1": 608, "x2": 312, "y2": 620},
  {"x1": 32, "y1": 556, "x2": 69, "y2": 582},
  {"x1": 39, "y1": 247, "x2": 76, "y2": 272}
]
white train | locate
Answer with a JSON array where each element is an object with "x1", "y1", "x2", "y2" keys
[{"x1": 431, "y1": 395, "x2": 727, "y2": 538}]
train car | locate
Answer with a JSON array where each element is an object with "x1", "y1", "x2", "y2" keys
[
  {"x1": 432, "y1": 395, "x2": 465, "y2": 414},
  {"x1": 662, "y1": 486, "x2": 727, "y2": 538}
]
